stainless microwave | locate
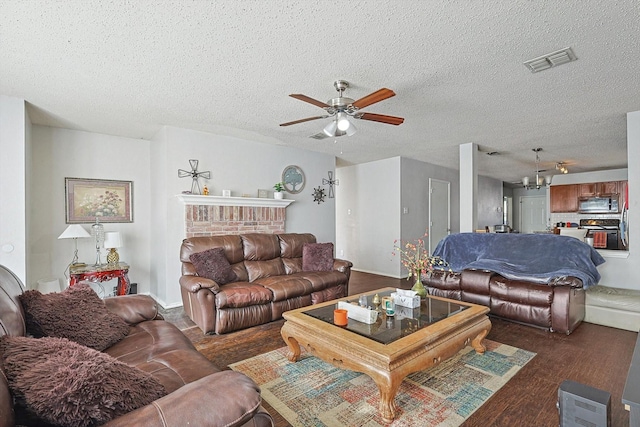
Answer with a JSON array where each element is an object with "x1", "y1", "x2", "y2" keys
[{"x1": 577, "y1": 196, "x2": 619, "y2": 214}]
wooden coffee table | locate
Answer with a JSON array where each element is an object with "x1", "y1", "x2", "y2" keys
[{"x1": 280, "y1": 288, "x2": 491, "y2": 423}]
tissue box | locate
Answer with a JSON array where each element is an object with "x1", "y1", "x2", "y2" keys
[
  {"x1": 395, "y1": 305, "x2": 421, "y2": 319},
  {"x1": 337, "y1": 301, "x2": 379, "y2": 324},
  {"x1": 390, "y1": 292, "x2": 420, "y2": 308}
]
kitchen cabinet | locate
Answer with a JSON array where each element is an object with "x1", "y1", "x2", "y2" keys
[
  {"x1": 550, "y1": 184, "x2": 579, "y2": 213},
  {"x1": 578, "y1": 181, "x2": 619, "y2": 197}
]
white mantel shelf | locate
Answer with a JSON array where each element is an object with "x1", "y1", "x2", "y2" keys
[{"x1": 176, "y1": 194, "x2": 294, "y2": 208}]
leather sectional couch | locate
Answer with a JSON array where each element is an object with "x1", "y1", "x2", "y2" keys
[
  {"x1": 0, "y1": 264, "x2": 273, "y2": 427},
  {"x1": 180, "y1": 233, "x2": 352, "y2": 334},
  {"x1": 424, "y1": 269, "x2": 585, "y2": 334},
  {"x1": 422, "y1": 232, "x2": 607, "y2": 335}
]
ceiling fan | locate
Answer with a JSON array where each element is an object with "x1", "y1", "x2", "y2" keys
[{"x1": 279, "y1": 80, "x2": 404, "y2": 137}]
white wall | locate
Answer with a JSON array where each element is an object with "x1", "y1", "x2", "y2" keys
[
  {"x1": 29, "y1": 126, "x2": 152, "y2": 294},
  {"x1": 23, "y1": 125, "x2": 336, "y2": 306},
  {"x1": 337, "y1": 156, "x2": 461, "y2": 279},
  {"x1": 477, "y1": 175, "x2": 504, "y2": 230},
  {"x1": 336, "y1": 157, "x2": 401, "y2": 277},
  {"x1": 0, "y1": 96, "x2": 28, "y2": 282},
  {"x1": 151, "y1": 126, "x2": 337, "y2": 307}
]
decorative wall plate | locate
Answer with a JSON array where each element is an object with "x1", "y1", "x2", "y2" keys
[{"x1": 282, "y1": 165, "x2": 305, "y2": 194}]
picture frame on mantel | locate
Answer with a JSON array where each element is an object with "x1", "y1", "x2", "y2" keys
[{"x1": 65, "y1": 178, "x2": 133, "y2": 224}]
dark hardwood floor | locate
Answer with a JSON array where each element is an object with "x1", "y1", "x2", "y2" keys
[{"x1": 163, "y1": 271, "x2": 636, "y2": 427}]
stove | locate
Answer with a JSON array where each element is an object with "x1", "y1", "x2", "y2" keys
[
  {"x1": 579, "y1": 218, "x2": 620, "y2": 229},
  {"x1": 579, "y1": 219, "x2": 621, "y2": 249}
]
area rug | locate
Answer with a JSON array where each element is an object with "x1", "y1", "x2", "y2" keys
[{"x1": 230, "y1": 340, "x2": 534, "y2": 427}]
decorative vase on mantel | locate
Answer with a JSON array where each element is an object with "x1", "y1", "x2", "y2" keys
[{"x1": 411, "y1": 272, "x2": 428, "y2": 299}]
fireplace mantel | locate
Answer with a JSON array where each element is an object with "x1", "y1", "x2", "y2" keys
[{"x1": 176, "y1": 194, "x2": 294, "y2": 208}]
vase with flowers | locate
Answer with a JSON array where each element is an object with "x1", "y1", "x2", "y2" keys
[{"x1": 393, "y1": 233, "x2": 450, "y2": 299}]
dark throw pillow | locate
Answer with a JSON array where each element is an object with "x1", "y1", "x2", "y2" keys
[
  {"x1": 19, "y1": 283, "x2": 130, "y2": 351},
  {"x1": 189, "y1": 247, "x2": 238, "y2": 284},
  {"x1": 302, "y1": 242, "x2": 334, "y2": 272},
  {"x1": 0, "y1": 336, "x2": 167, "y2": 427}
]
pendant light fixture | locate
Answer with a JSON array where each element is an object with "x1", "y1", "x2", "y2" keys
[{"x1": 522, "y1": 148, "x2": 553, "y2": 190}]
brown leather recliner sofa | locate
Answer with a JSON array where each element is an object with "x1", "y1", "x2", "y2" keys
[
  {"x1": 0, "y1": 264, "x2": 274, "y2": 427},
  {"x1": 180, "y1": 233, "x2": 352, "y2": 335},
  {"x1": 423, "y1": 269, "x2": 585, "y2": 334},
  {"x1": 422, "y1": 232, "x2": 607, "y2": 335}
]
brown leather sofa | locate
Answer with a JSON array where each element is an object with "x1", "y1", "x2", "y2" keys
[
  {"x1": 0, "y1": 264, "x2": 274, "y2": 427},
  {"x1": 180, "y1": 233, "x2": 352, "y2": 334},
  {"x1": 423, "y1": 269, "x2": 585, "y2": 334}
]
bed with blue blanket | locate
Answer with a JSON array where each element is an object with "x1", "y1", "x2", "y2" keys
[{"x1": 432, "y1": 232, "x2": 605, "y2": 289}]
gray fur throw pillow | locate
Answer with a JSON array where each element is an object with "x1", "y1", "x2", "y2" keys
[
  {"x1": 189, "y1": 247, "x2": 238, "y2": 284},
  {"x1": 302, "y1": 242, "x2": 334, "y2": 271},
  {"x1": 19, "y1": 283, "x2": 130, "y2": 351},
  {"x1": 0, "y1": 336, "x2": 166, "y2": 427}
]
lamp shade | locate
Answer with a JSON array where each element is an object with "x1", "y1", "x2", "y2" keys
[
  {"x1": 336, "y1": 112, "x2": 350, "y2": 131},
  {"x1": 323, "y1": 120, "x2": 338, "y2": 137},
  {"x1": 58, "y1": 225, "x2": 91, "y2": 239},
  {"x1": 103, "y1": 232, "x2": 122, "y2": 249},
  {"x1": 522, "y1": 176, "x2": 530, "y2": 186}
]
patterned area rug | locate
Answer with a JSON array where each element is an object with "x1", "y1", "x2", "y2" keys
[{"x1": 230, "y1": 340, "x2": 535, "y2": 427}]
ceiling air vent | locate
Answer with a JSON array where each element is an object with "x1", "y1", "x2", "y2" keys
[
  {"x1": 524, "y1": 47, "x2": 577, "y2": 73},
  {"x1": 309, "y1": 132, "x2": 330, "y2": 140}
]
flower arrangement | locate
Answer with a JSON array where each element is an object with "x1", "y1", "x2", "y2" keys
[
  {"x1": 393, "y1": 232, "x2": 450, "y2": 297},
  {"x1": 79, "y1": 190, "x2": 123, "y2": 218}
]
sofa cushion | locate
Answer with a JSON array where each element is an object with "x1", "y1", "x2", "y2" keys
[
  {"x1": 190, "y1": 247, "x2": 238, "y2": 285},
  {"x1": 241, "y1": 234, "x2": 282, "y2": 261},
  {"x1": 0, "y1": 335, "x2": 166, "y2": 427},
  {"x1": 254, "y1": 275, "x2": 314, "y2": 301},
  {"x1": 215, "y1": 283, "x2": 274, "y2": 309},
  {"x1": 19, "y1": 284, "x2": 130, "y2": 351},
  {"x1": 245, "y1": 258, "x2": 286, "y2": 282},
  {"x1": 302, "y1": 242, "x2": 334, "y2": 272},
  {"x1": 278, "y1": 233, "x2": 317, "y2": 258}
]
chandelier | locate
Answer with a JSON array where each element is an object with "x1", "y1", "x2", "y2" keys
[
  {"x1": 522, "y1": 148, "x2": 553, "y2": 190},
  {"x1": 556, "y1": 162, "x2": 569, "y2": 174}
]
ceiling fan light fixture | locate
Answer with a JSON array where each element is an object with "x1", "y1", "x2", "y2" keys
[
  {"x1": 323, "y1": 120, "x2": 338, "y2": 137},
  {"x1": 337, "y1": 112, "x2": 351, "y2": 131},
  {"x1": 345, "y1": 120, "x2": 357, "y2": 136}
]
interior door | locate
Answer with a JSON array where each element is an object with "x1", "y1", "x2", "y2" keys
[
  {"x1": 429, "y1": 178, "x2": 450, "y2": 252},
  {"x1": 519, "y1": 195, "x2": 547, "y2": 234}
]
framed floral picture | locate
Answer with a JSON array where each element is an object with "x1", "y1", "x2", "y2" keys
[{"x1": 65, "y1": 178, "x2": 133, "y2": 223}]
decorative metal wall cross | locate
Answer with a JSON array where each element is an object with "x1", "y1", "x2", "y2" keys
[
  {"x1": 178, "y1": 159, "x2": 211, "y2": 195},
  {"x1": 322, "y1": 171, "x2": 339, "y2": 198}
]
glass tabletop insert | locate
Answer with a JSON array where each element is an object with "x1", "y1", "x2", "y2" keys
[{"x1": 303, "y1": 290, "x2": 469, "y2": 345}]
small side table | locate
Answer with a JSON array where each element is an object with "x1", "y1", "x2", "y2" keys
[{"x1": 69, "y1": 262, "x2": 131, "y2": 296}]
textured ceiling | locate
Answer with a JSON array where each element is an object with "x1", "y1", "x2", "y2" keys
[{"x1": 1, "y1": 0, "x2": 638, "y2": 184}]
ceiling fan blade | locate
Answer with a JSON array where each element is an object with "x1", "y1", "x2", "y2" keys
[
  {"x1": 351, "y1": 88, "x2": 396, "y2": 109},
  {"x1": 289, "y1": 94, "x2": 331, "y2": 108},
  {"x1": 357, "y1": 112, "x2": 404, "y2": 125},
  {"x1": 280, "y1": 116, "x2": 328, "y2": 126}
]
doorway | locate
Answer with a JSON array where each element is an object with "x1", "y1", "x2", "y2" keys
[
  {"x1": 519, "y1": 195, "x2": 546, "y2": 234},
  {"x1": 429, "y1": 178, "x2": 450, "y2": 252}
]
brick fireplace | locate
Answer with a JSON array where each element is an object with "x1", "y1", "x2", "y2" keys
[{"x1": 177, "y1": 194, "x2": 294, "y2": 237}]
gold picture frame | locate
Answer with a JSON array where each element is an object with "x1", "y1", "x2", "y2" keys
[{"x1": 65, "y1": 178, "x2": 133, "y2": 223}]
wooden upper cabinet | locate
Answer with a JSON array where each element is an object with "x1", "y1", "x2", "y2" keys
[
  {"x1": 578, "y1": 181, "x2": 619, "y2": 197},
  {"x1": 550, "y1": 184, "x2": 579, "y2": 213}
]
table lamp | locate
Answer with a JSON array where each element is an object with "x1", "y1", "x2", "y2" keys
[
  {"x1": 58, "y1": 225, "x2": 91, "y2": 266},
  {"x1": 103, "y1": 231, "x2": 122, "y2": 265}
]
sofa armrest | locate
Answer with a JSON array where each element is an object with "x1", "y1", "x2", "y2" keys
[
  {"x1": 179, "y1": 275, "x2": 221, "y2": 293},
  {"x1": 103, "y1": 371, "x2": 269, "y2": 427},
  {"x1": 332, "y1": 258, "x2": 353, "y2": 274},
  {"x1": 104, "y1": 294, "x2": 162, "y2": 325}
]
